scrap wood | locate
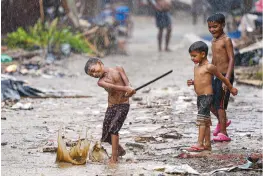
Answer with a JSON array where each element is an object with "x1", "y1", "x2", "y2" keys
[
  {"x1": 236, "y1": 79, "x2": 263, "y2": 87},
  {"x1": 82, "y1": 26, "x2": 99, "y2": 36}
]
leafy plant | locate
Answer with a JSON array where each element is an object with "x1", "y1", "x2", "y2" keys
[{"x1": 5, "y1": 19, "x2": 92, "y2": 54}]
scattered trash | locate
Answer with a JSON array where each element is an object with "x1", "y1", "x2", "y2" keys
[
  {"x1": 144, "y1": 164, "x2": 200, "y2": 175},
  {"x1": 1, "y1": 77, "x2": 44, "y2": 101},
  {"x1": 207, "y1": 156, "x2": 263, "y2": 175},
  {"x1": 11, "y1": 102, "x2": 33, "y2": 110},
  {"x1": 1, "y1": 54, "x2": 13, "y2": 63},
  {"x1": 5, "y1": 64, "x2": 18, "y2": 73},
  {"x1": 89, "y1": 141, "x2": 109, "y2": 162}
]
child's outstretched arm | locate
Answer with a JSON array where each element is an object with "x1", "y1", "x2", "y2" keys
[{"x1": 207, "y1": 64, "x2": 238, "y2": 96}]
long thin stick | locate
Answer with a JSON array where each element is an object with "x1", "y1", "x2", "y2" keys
[{"x1": 135, "y1": 70, "x2": 173, "y2": 91}]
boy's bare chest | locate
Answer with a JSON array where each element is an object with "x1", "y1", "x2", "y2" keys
[
  {"x1": 104, "y1": 71, "x2": 122, "y2": 84},
  {"x1": 212, "y1": 40, "x2": 226, "y2": 53},
  {"x1": 194, "y1": 67, "x2": 210, "y2": 78}
]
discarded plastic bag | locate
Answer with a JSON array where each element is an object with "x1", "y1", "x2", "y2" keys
[
  {"x1": 144, "y1": 164, "x2": 200, "y2": 175},
  {"x1": 1, "y1": 54, "x2": 12, "y2": 63},
  {"x1": 11, "y1": 102, "x2": 33, "y2": 110},
  {"x1": 56, "y1": 128, "x2": 90, "y2": 165},
  {"x1": 1, "y1": 77, "x2": 43, "y2": 101}
]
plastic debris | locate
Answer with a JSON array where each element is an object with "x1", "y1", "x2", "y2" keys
[
  {"x1": 11, "y1": 102, "x2": 33, "y2": 110},
  {"x1": 1, "y1": 54, "x2": 13, "y2": 63}
]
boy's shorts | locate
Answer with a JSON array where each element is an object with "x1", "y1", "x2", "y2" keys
[
  {"x1": 212, "y1": 73, "x2": 234, "y2": 110},
  {"x1": 101, "y1": 103, "x2": 130, "y2": 144},
  {"x1": 197, "y1": 94, "x2": 213, "y2": 126},
  {"x1": 155, "y1": 11, "x2": 171, "y2": 29},
  {"x1": 197, "y1": 94, "x2": 213, "y2": 118}
]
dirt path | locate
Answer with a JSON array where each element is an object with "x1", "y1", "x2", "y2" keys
[{"x1": 1, "y1": 13, "x2": 262, "y2": 176}]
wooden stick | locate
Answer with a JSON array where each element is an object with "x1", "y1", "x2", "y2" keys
[{"x1": 135, "y1": 70, "x2": 173, "y2": 91}]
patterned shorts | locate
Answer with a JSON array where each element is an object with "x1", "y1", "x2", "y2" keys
[
  {"x1": 101, "y1": 104, "x2": 130, "y2": 144},
  {"x1": 197, "y1": 94, "x2": 213, "y2": 118}
]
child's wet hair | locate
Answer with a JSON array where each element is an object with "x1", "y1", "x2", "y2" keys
[
  {"x1": 207, "y1": 13, "x2": 225, "y2": 24},
  {"x1": 189, "y1": 41, "x2": 208, "y2": 56},
  {"x1": 84, "y1": 57, "x2": 102, "y2": 74}
]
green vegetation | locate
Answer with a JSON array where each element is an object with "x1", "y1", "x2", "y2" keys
[{"x1": 5, "y1": 19, "x2": 92, "y2": 54}]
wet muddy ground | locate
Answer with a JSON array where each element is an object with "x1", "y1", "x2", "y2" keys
[{"x1": 1, "y1": 13, "x2": 262, "y2": 176}]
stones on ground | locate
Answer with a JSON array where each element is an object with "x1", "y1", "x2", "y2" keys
[{"x1": 1, "y1": 117, "x2": 7, "y2": 120}]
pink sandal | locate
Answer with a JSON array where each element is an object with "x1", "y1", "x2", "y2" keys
[
  {"x1": 213, "y1": 120, "x2": 231, "y2": 136},
  {"x1": 186, "y1": 145, "x2": 205, "y2": 152},
  {"x1": 213, "y1": 133, "x2": 231, "y2": 142}
]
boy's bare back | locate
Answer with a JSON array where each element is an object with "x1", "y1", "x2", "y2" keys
[
  {"x1": 212, "y1": 34, "x2": 234, "y2": 74},
  {"x1": 98, "y1": 67, "x2": 129, "y2": 106}
]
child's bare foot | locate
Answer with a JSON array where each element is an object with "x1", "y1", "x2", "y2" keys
[{"x1": 108, "y1": 157, "x2": 118, "y2": 164}]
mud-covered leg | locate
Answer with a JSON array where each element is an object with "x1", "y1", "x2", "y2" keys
[
  {"x1": 196, "y1": 118, "x2": 206, "y2": 148},
  {"x1": 204, "y1": 118, "x2": 212, "y2": 151}
]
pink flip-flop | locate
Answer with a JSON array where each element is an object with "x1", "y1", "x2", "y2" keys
[
  {"x1": 186, "y1": 145, "x2": 205, "y2": 152},
  {"x1": 213, "y1": 120, "x2": 232, "y2": 136},
  {"x1": 213, "y1": 133, "x2": 231, "y2": 142}
]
